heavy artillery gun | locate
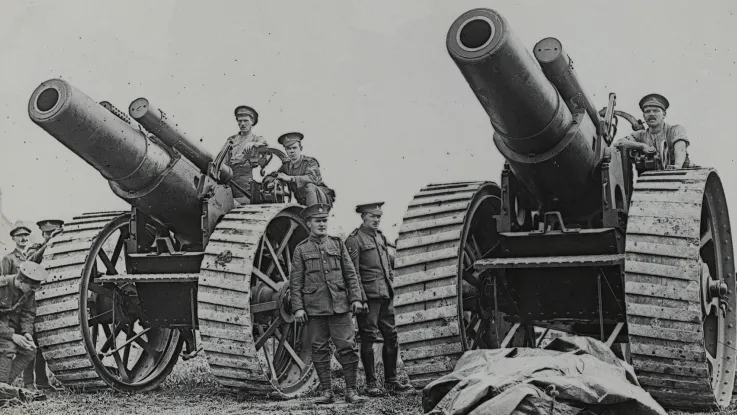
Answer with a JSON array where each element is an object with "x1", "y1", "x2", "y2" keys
[
  {"x1": 27, "y1": 79, "x2": 318, "y2": 396},
  {"x1": 393, "y1": 8, "x2": 735, "y2": 411}
]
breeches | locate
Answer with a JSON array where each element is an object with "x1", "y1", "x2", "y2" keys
[
  {"x1": 300, "y1": 183, "x2": 333, "y2": 206},
  {"x1": 0, "y1": 340, "x2": 35, "y2": 385},
  {"x1": 356, "y1": 298, "x2": 398, "y2": 349},
  {"x1": 307, "y1": 313, "x2": 359, "y2": 366}
]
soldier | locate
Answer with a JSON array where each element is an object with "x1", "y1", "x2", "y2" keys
[
  {"x1": 1, "y1": 223, "x2": 31, "y2": 276},
  {"x1": 221, "y1": 105, "x2": 268, "y2": 205},
  {"x1": 20, "y1": 220, "x2": 64, "y2": 392},
  {"x1": 613, "y1": 93, "x2": 691, "y2": 168},
  {"x1": 345, "y1": 202, "x2": 413, "y2": 396},
  {"x1": 290, "y1": 203, "x2": 365, "y2": 404},
  {"x1": 265, "y1": 132, "x2": 335, "y2": 206},
  {"x1": 0, "y1": 261, "x2": 49, "y2": 403}
]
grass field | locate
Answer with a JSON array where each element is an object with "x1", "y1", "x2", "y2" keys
[{"x1": 2, "y1": 355, "x2": 736, "y2": 415}]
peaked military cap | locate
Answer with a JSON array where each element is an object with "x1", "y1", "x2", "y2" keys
[
  {"x1": 639, "y1": 93, "x2": 669, "y2": 111},
  {"x1": 301, "y1": 203, "x2": 331, "y2": 219},
  {"x1": 37, "y1": 219, "x2": 65, "y2": 233},
  {"x1": 278, "y1": 132, "x2": 304, "y2": 147},
  {"x1": 19, "y1": 261, "x2": 49, "y2": 283},
  {"x1": 356, "y1": 202, "x2": 384, "y2": 215},
  {"x1": 234, "y1": 105, "x2": 259, "y2": 125},
  {"x1": 10, "y1": 222, "x2": 31, "y2": 237}
]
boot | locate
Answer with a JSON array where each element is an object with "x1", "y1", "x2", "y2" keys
[
  {"x1": 383, "y1": 345, "x2": 413, "y2": 394},
  {"x1": 313, "y1": 361, "x2": 334, "y2": 404},
  {"x1": 345, "y1": 387, "x2": 364, "y2": 403},
  {"x1": 343, "y1": 361, "x2": 365, "y2": 403},
  {"x1": 18, "y1": 387, "x2": 46, "y2": 402},
  {"x1": 360, "y1": 347, "x2": 382, "y2": 396}
]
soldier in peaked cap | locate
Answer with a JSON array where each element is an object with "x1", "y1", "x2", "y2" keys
[
  {"x1": 219, "y1": 105, "x2": 268, "y2": 205},
  {"x1": 20, "y1": 220, "x2": 64, "y2": 392},
  {"x1": 265, "y1": 132, "x2": 336, "y2": 207},
  {"x1": 290, "y1": 203, "x2": 365, "y2": 404},
  {"x1": 0, "y1": 261, "x2": 50, "y2": 402},
  {"x1": 1, "y1": 223, "x2": 31, "y2": 277},
  {"x1": 345, "y1": 202, "x2": 413, "y2": 396},
  {"x1": 613, "y1": 93, "x2": 691, "y2": 168}
]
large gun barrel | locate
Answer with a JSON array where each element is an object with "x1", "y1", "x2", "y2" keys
[
  {"x1": 446, "y1": 9, "x2": 600, "y2": 216},
  {"x1": 28, "y1": 79, "x2": 213, "y2": 245}
]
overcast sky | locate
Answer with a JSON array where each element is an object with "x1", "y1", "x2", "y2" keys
[{"x1": 1, "y1": 0, "x2": 735, "y2": 243}]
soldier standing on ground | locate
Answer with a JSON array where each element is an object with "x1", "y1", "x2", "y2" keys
[
  {"x1": 265, "y1": 132, "x2": 336, "y2": 206},
  {"x1": 21, "y1": 220, "x2": 64, "y2": 392},
  {"x1": 0, "y1": 223, "x2": 30, "y2": 276},
  {"x1": 613, "y1": 93, "x2": 691, "y2": 168},
  {"x1": 221, "y1": 105, "x2": 268, "y2": 205},
  {"x1": 290, "y1": 203, "x2": 365, "y2": 404},
  {"x1": 345, "y1": 202, "x2": 413, "y2": 396},
  {"x1": 0, "y1": 262, "x2": 49, "y2": 403}
]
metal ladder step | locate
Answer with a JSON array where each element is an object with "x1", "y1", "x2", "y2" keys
[
  {"x1": 96, "y1": 273, "x2": 199, "y2": 283},
  {"x1": 475, "y1": 254, "x2": 624, "y2": 270}
]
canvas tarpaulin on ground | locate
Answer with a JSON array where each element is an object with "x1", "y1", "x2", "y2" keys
[{"x1": 422, "y1": 336, "x2": 668, "y2": 415}]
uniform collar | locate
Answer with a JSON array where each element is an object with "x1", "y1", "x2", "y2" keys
[
  {"x1": 359, "y1": 224, "x2": 377, "y2": 236},
  {"x1": 309, "y1": 234, "x2": 328, "y2": 244}
]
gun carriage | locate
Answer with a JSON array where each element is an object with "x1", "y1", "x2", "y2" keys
[
  {"x1": 393, "y1": 8, "x2": 735, "y2": 411},
  {"x1": 27, "y1": 79, "x2": 317, "y2": 396}
]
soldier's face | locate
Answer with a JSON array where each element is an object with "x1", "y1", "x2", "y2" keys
[
  {"x1": 362, "y1": 213, "x2": 382, "y2": 230},
  {"x1": 12, "y1": 234, "x2": 29, "y2": 249},
  {"x1": 643, "y1": 107, "x2": 665, "y2": 127},
  {"x1": 237, "y1": 115, "x2": 254, "y2": 133},
  {"x1": 308, "y1": 217, "x2": 328, "y2": 236},
  {"x1": 285, "y1": 142, "x2": 302, "y2": 162}
]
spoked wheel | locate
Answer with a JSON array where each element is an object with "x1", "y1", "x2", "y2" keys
[
  {"x1": 393, "y1": 181, "x2": 503, "y2": 388},
  {"x1": 35, "y1": 212, "x2": 182, "y2": 392},
  {"x1": 457, "y1": 185, "x2": 526, "y2": 351},
  {"x1": 624, "y1": 168, "x2": 736, "y2": 411},
  {"x1": 198, "y1": 205, "x2": 318, "y2": 397}
]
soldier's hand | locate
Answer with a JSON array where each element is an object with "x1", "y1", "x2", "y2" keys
[
  {"x1": 12, "y1": 334, "x2": 35, "y2": 350},
  {"x1": 295, "y1": 310, "x2": 308, "y2": 324},
  {"x1": 276, "y1": 172, "x2": 290, "y2": 182},
  {"x1": 361, "y1": 302, "x2": 369, "y2": 315},
  {"x1": 254, "y1": 142, "x2": 267, "y2": 148},
  {"x1": 351, "y1": 301, "x2": 363, "y2": 315}
]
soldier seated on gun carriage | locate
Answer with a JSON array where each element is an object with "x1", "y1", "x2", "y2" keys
[
  {"x1": 613, "y1": 93, "x2": 691, "y2": 169},
  {"x1": 220, "y1": 105, "x2": 268, "y2": 205},
  {"x1": 263, "y1": 132, "x2": 336, "y2": 207}
]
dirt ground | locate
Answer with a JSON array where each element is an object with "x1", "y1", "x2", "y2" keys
[{"x1": 2, "y1": 356, "x2": 735, "y2": 415}]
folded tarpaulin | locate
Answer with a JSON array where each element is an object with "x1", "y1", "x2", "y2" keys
[{"x1": 422, "y1": 336, "x2": 668, "y2": 415}]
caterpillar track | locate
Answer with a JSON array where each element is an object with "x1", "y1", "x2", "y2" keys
[
  {"x1": 198, "y1": 204, "x2": 319, "y2": 398},
  {"x1": 393, "y1": 181, "x2": 492, "y2": 388},
  {"x1": 624, "y1": 168, "x2": 736, "y2": 410},
  {"x1": 35, "y1": 211, "x2": 182, "y2": 392}
]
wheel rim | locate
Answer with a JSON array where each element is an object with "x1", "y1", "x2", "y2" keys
[
  {"x1": 456, "y1": 185, "x2": 527, "y2": 350},
  {"x1": 699, "y1": 178, "x2": 736, "y2": 400},
  {"x1": 249, "y1": 209, "x2": 314, "y2": 395},
  {"x1": 79, "y1": 214, "x2": 182, "y2": 390}
]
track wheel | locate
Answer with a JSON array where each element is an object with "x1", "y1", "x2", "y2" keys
[
  {"x1": 624, "y1": 168, "x2": 736, "y2": 410},
  {"x1": 198, "y1": 205, "x2": 318, "y2": 397},
  {"x1": 393, "y1": 181, "x2": 520, "y2": 388},
  {"x1": 36, "y1": 212, "x2": 183, "y2": 392}
]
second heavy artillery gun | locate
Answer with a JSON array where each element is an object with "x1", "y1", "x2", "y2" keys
[
  {"x1": 27, "y1": 79, "x2": 318, "y2": 396},
  {"x1": 393, "y1": 8, "x2": 735, "y2": 411}
]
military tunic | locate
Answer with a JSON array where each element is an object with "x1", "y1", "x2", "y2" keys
[
  {"x1": 621, "y1": 123, "x2": 691, "y2": 167},
  {"x1": 277, "y1": 156, "x2": 334, "y2": 206},
  {"x1": 222, "y1": 132, "x2": 267, "y2": 203},
  {"x1": 0, "y1": 250, "x2": 26, "y2": 276},
  {"x1": 0, "y1": 275, "x2": 36, "y2": 384},
  {"x1": 290, "y1": 234, "x2": 362, "y2": 367},
  {"x1": 345, "y1": 225, "x2": 394, "y2": 301}
]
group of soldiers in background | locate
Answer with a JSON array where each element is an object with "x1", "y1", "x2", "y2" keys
[
  {"x1": 0, "y1": 219, "x2": 63, "y2": 405},
  {"x1": 226, "y1": 105, "x2": 413, "y2": 403}
]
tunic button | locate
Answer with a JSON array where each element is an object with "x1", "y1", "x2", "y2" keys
[{"x1": 324, "y1": 270, "x2": 328, "y2": 274}]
